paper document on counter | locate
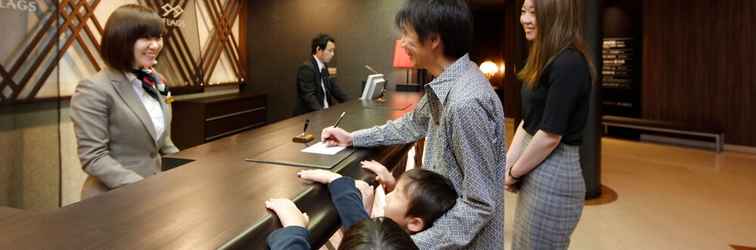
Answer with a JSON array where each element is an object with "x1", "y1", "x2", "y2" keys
[{"x1": 301, "y1": 142, "x2": 346, "y2": 155}]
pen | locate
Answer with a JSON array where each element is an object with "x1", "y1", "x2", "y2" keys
[
  {"x1": 332, "y1": 112, "x2": 346, "y2": 128},
  {"x1": 303, "y1": 119, "x2": 310, "y2": 132},
  {"x1": 324, "y1": 112, "x2": 346, "y2": 143}
]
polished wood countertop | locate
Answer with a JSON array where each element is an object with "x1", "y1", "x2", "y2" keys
[{"x1": 0, "y1": 92, "x2": 421, "y2": 249}]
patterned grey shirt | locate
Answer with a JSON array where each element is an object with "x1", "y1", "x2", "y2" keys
[{"x1": 353, "y1": 54, "x2": 505, "y2": 249}]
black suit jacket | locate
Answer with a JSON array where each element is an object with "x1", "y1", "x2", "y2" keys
[{"x1": 293, "y1": 57, "x2": 349, "y2": 115}]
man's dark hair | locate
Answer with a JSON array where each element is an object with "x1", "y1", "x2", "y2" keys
[
  {"x1": 395, "y1": 0, "x2": 473, "y2": 59},
  {"x1": 101, "y1": 4, "x2": 166, "y2": 72},
  {"x1": 401, "y1": 168, "x2": 458, "y2": 229},
  {"x1": 311, "y1": 33, "x2": 335, "y2": 55},
  {"x1": 338, "y1": 217, "x2": 419, "y2": 250}
]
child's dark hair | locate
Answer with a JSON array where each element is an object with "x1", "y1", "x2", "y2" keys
[
  {"x1": 338, "y1": 217, "x2": 418, "y2": 250},
  {"x1": 401, "y1": 168, "x2": 458, "y2": 229}
]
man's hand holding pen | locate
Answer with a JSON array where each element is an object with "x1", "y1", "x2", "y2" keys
[
  {"x1": 321, "y1": 112, "x2": 353, "y2": 146},
  {"x1": 321, "y1": 127, "x2": 352, "y2": 146}
]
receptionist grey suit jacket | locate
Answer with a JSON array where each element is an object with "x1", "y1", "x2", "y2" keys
[{"x1": 71, "y1": 67, "x2": 179, "y2": 189}]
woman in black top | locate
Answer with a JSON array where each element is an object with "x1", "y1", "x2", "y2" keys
[{"x1": 505, "y1": 0, "x2": 595, "y2": 249}]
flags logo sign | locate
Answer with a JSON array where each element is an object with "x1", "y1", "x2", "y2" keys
[
  {"x1": 161, "y1": 3, "x2": 184, "y2": 19},
  {"x1": 0, "y1": 0, "x2": 38, "y2": 13},
  {"x1": 160, "y1": 3, "x2": 185, "y2": 28}
]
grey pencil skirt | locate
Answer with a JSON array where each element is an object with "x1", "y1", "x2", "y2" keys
[{"x1": 511, "y1": 134, "x2": 586, "y2": 250}]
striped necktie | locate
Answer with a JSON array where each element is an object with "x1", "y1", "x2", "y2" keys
[{"x1": 131, "y1": 69, "x2": 160, "y2": 101}]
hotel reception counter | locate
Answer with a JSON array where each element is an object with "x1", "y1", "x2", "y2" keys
[{"x1": 0, "y1": 92, "x2": 422, "y2": 249}]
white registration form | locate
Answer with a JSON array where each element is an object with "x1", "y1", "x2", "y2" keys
[{"x1": 301, "y1": 142, "x2": 346, "y2": 155}]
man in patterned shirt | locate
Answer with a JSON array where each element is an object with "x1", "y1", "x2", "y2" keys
[{"x1": 321, "y1": 0, "x2": 505, "y2": 249}]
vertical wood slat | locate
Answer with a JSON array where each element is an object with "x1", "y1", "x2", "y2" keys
[
  {"x1": 237, "y1": 1, "x2": 249, "y2": 82},
  {"x1": 641, "y1": 0, "x2": 756, "y2": 146},
  {"x1": 238, "y1": 0, "x2": 247, "y2": 81}
]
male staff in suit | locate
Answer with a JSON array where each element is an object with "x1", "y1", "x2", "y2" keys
[
  {"x1": 71, "y1": 4, "x2": 179, "y2": 198},
  {"x1": 293, "y1": 34, "x2": 349, "y2": 116}
]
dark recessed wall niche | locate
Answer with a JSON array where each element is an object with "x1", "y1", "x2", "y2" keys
[
  {"x1": 470, "y1": 0, "x2": 526, "y2": 120},
  {"x1": 600, "y1": 0, "x2": 642, "y2": 118}
]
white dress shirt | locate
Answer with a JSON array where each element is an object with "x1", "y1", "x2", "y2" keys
[
  {"x1": 126, "y1": 72, "x2": 165, "y2": 141},
  {"x1": 313, "y1": 55, "x2": 329, "y2": 109}
]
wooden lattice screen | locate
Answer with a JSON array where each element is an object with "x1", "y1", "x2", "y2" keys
[{"x1": 0, "y1": 0, "x2": 243, "y2": 104}]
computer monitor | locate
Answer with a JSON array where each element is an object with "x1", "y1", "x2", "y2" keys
[
  {"x1": 368, "y1": 79, "x2": 386, "y2": 100},
  {"x1": 360, "y1": 74, "x2": 384, "y2": 100}
]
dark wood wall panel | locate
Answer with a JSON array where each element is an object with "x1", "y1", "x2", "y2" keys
[
  {"x1": 642, "y1": 0, "x2": 756, "y2": 146},
  {"x1": 245, "y1": 0, "x2": 406, "y2": 123},
  {"x1": 500, "y1": 0, "x2": 527, "y2": 121}
]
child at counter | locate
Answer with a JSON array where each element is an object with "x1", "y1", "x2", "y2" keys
[{"x1": 265, "y1": 167, "x2": 458, "y2": 249}]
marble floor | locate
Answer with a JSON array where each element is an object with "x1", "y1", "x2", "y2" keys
[{"x1": 505, "y1": 137, "x2": 756, "y2": 250}]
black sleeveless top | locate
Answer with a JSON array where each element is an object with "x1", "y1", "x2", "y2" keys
[{"x1": 521, "y1": 48, "x2": 592, "y2": 145}]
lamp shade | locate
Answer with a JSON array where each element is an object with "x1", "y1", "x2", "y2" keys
[{"x1": 392, "y1": 40, "x2": 413, "y2": 68}]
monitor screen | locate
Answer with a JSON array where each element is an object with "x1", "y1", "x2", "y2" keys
[
  {"x1": 368, "y1": 79, "x2": 386, "y2": 100},
  {"x1": 360, "y1": 74, "x2": 384, "y2": 100}
]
